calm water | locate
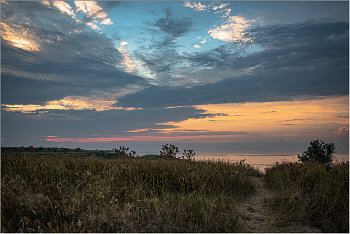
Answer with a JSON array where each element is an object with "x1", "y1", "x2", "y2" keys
[{"x1": 192, "y1": 151, "x2": 349, "y2": 172}]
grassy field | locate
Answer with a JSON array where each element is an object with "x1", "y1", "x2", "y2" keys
[
  {"x1": 1, "y1": 151, "x2": 262, "y2": 233},
  {"x1": 264, "y1": 161, "x2": 349, "y2": 233},
  {"x1": 1, "y1": 148, "x2": 348, "y2": 233}
]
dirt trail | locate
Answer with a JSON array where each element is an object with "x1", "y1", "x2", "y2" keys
[{"x1": 237, "y1": 177, "x2": 321, "y2": 233}]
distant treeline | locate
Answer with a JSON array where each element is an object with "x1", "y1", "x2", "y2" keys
[
  {"x1": 1, "y1": 147, "x2": 117, "y2": 159},
  {"x1": 1, "y1": 147, "x2": 157, "y2": 160}
]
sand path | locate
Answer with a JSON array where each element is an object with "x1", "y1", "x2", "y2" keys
[{"x1": 237, "y1": 177, "x2": 321, "y2": 233}]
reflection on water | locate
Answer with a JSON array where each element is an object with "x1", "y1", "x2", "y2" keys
[{"x1": 193, "y1": 151, "x2": 349, "y2": 172}]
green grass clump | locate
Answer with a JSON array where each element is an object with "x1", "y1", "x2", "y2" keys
[
  {"x1": 1, "y1": 154, "x2": 260, "y2": 233},
  {"x1": 264, "y1": 161, "x2": 349, "y2": 233}
]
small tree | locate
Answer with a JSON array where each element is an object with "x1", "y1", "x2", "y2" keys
[
  {"x1": 159, "y1": 144, "x2": 179, "y2": 160},
  {"x1": 298, "y1": 139, "x2": 336, "y2": 163}
]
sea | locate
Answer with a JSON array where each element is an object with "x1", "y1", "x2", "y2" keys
[{"x1": 184, "y1": 151, "x2": 349, "y2": 172}]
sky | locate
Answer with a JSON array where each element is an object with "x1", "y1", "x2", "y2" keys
[{"x1": 1, "y1": 1, "x2": 349, "y2": 154}]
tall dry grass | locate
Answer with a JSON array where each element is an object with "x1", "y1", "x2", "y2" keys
[
  {"x1": 264, "y1": 161, "x2": 349, "y2": 233},
  {"x1": 1, "y1": 153, "x2": 261, "y2": 232}
]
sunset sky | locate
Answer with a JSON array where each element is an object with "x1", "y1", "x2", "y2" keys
[{"x1": 1, "y1": 1, "x2": 349, "y2": 153}]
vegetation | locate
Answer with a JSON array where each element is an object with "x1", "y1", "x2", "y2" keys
[
  {"x1": 1, "y1": 147, "x2": 261, "y2": 233},
  {"x1": 264, "y1": 161, "x2": 349, "y2": 233},
  {"x1": 137, "y1": 154, "x2": 159, "y2": 160},
  {"x1": 1, "y1": 146, "x2": 117, "y2": 159},
  {"x1": 159, "y1": 144, "x2": 180, "y2": 160},
  {"x1": 113, "y1": 146, "x2": 138, "y2": 159},
  {"x1": 298, "y1": 139, "x2": 336, "y2": 163},
  {"x1": 2, "y1": 143, "x2": 348, "y2": 233}
]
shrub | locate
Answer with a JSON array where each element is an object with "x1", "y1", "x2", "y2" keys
[
  {"x1": 298, "y1": 139, "x2": 336, "y2": 163},
  {"x1": 181, "y1": 149, "x2": 195, "y2": 160},
  {"x1": 113, "y1": 146, "x2": 138, "y2": 159},
  {"x1": 159, "y1": 144, "x2": 179, "y2": 160}
]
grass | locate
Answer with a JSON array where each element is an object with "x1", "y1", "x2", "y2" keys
[
  {"x1": 136, "y1": 154, "x2": 159, "y2": 160},
  {"x1": 264, "y1": 161, "x2": 349, "y2": 233},
  {"x1": 1, "y1": 153, "x2": 262, "y2": 233},
  {"x1": 2, "y1": 149, "x2": 348, "y2": 233}
]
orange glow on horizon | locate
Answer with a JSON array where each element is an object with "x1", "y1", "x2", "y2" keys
[
  {"x1": 45, "y1": 134, "x2": 250, "y2": 143},
  {"x1": 43, "y1": 96, "x2": 348, "y2": 143},
  {"x1": 154, "y1": 96, "x2": 349, "y2": 141}
]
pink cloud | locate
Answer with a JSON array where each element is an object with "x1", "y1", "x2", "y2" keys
[
  {"x1": 334, "y1": 127, "x2": 349, "y2": 134},
  {"x1": 45, "y1": 134, "x2": 248, "y2": 143}
]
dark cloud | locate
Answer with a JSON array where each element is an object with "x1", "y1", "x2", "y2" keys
[
  {"x1": 134, "y1": 7, "x2": 194, "y2": 82},
  {"x1": 1, "y1": 106, "x2": 220, "y2": 141},
  {"x1": 114, "y1": 78, "x2": 267, "y2": 108},
  {"x1": 97, "y1": 1, "x2": 121, "y2": 12},
  {"x1": 116, "y1": 21, "x2": 349, "y2": 108},
  {"x1": 189, "y1": 21, "x2": 348, "y2": 71},
  {"x1": 1, "y1": 1, "x2": 147, "y2": 105},
  {"x1": 153, "y1": 7, "x2": 194, "y2": 38},
  {"x1": 116, "y1": 64, "x2": 348, "y2": 108},
  {"x1": 246, "y1": 21, "x2": 349, "y2": 48},
  {"x1": 1, "y1": 1, "x2": 83, "y2": 31}
]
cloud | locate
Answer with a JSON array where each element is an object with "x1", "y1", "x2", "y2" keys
[
  {"x1": 75, "y1": 1, "x2": 102, "y2": 16},
  {"x1": 213, "y1": 3, "x2": 230, "y2": 11},
  {"x1": 275, "y1": 119, "x2": 312, "y2": 124},
  {"x1": 334, "y1": 127, "x2": 349, "y2": 134},
  {"x1": 116, "y1": 22, "x2": 349, "y2": 109},
  {"x1": 117, "y1": 41, "x2": 139, "y2": 73},
  {"x1": 153, "y1": 7, "x2": 194, "y2": 38},
  {"x1": 96, "y1": 1, "x2": 121, "y2": 12},
  {"x1": 183, "y1": 1, "x2": 208, "y2": 11},
  {"x1": 1, "y1": 1, "x2": 146, "y2": 105},
  {"x1": 86, "y1": 22, "x2": 100, "y2": 30},
  {"x1": 53, "y1": 1, "x2": 76, "y2": 19},
  {"x1": 75, "y1": 1, "x2": 114, "y2": 25},
  {"x1": 115, "y1": 79, "x2": 267, "y2": 108},
  {"x1": 74, "y1": 1, "x2": 113, "y2": 28},
  {"x1": 133, "y1": 7, "x2": 195, "y2": 84},
  {"x1": 1, "y1": 105, "x2": 220, "y2": 142},
  {"x1": 2, "y1": 96, "x2": 121, "y2": 113},
  {"x1": 194, "y1": 44, "x2": 200, "y2": 48},
  {"x1": 208, "y1": 13, "x2": 253, "y2": 42},
  {"x1": 1, "y1": 22, "x2": 40, "y2": 51}
]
